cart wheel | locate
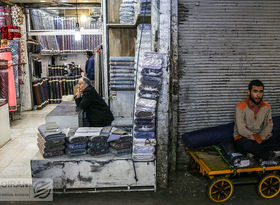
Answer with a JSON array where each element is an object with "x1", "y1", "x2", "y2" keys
[
  {"x1": 258, "y1": 174, "x2": 280, "y2": 199},
  {"x1": 208, "y1": 177, "x2": 234, "y2": 203}
]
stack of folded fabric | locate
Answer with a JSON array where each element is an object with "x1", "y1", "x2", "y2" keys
[
  {"x1": 109, "y1": 57, "x2": 135, "y2": 91},
  {"x1": 65, "y1": 127, "x2": 96, "y2": 157},
  {"x1": 85, "y1": 127, "x2": 109, "y2": 156},
  {"x1": 37, "y1": 122, "x2": 66, "y2": 158},
  {"x1": 133, "y1": 52, "x2": 164, "y2": 162},
  {"x1": 119, "y1": 0, "x2": 135, "y2": 24},
  {"x1": 108, "y1": 128, "x2": 132, "y2": 156},
  {"x1": 135, "y1": 0, "x2": 151, "y2": 16}
]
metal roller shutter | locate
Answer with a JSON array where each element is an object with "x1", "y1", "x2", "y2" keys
[{"x1": 177, "y1": 0, "x2": 280, "y2": 169}]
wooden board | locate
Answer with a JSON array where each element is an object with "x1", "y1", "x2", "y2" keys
[
  {"x1": 109, "y1": 28, "x2": 137, "y2": 57},
  {"x1": 107, "y1": 0, "x2": 122, "y2": 24}
]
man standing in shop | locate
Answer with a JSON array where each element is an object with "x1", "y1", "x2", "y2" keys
[
  {"x1": 74, "y1": 77, "x2": 114, "y2": 127},
  {"x1": 85, "y1": 51, "x2": 95, "y2": 82},
  {"x1": 234, "y1": 80, "x2": 280, "y2": 162}
]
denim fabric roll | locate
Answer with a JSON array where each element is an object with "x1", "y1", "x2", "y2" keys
[
  {"x1": 139, "y1": 90, "x2": 159, "y2": 100},
  {"x1": 66, "y1": 142, "x2": 87, "y2": 150},
  {"x1": 37, "y1": 143, "x2": 65, "y2": 153},
  {"x1": 141, "y1": 68, "x2": 163, "y2": 77},
  {"x1": 37, "y1": 133, "x2": 65, "y2": 147},
  {"x1": 109, "y1": 141, "x2": 131, "y2": 150},
  {"x1": 134, "y1": 131, "x2": 155, "y2": 139},
  {"x1": 109, "y1": 147, "x2": 132, "y2": 156},
  {"x1": 41, "y1": 150, "x2": 64, "y2": 158},
  {"x1": 110, "y1": 66, "x2": 135, "y2": 70},
  {"x1": 66, "y1": 136, "x2": 88, "y2": 144},
  {"x1": 140, "y1": 76, "x2": 161, "y2": 86}
]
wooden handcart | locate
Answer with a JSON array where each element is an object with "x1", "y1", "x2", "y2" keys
[{"x1": 186, "y1": 147, "x2": 280, "y2": 202}]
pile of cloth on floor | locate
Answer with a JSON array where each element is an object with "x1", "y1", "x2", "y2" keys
[
  {"x1": 37, "y1": 122, "x2": 66, "y2": 158},
  {"x1": 87, "y1": 126, "x2": 111, "y2": 156},
  {"x1": 108, "y1": 128, "x2": 132, "y2": 156}
]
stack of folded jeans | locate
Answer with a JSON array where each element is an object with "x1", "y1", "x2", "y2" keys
[
  {"x1": 109, "y1": 56, "x2": 135, "y2": 90},
  {"x1": 119, "y1": 0, "x2": 135, "y2": 24},
  {"x1": 37, "y1": 122, "x2": 66, "y2": 158},
  {"x1": 133, "y1": 52, "x2": 164, "y2": 162},
  {"x1": 108, "y1": 129, "x2": 132, "y2": 156},
  {"x1": 87, "y1": 126, "x2": 110, "y2": 156},
  {"x1": 65, "y1": 127, "x2": 102, "y2": 157},
  {"x1": 135, "y1": 0, "x2": 151, "y2": 16}
]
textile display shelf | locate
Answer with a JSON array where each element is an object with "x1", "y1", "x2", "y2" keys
[{"x1": 31, "y1": 101, "x2": 156, "y2": 192}]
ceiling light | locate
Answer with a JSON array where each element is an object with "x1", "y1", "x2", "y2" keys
[
  {"x1": 81, "y1": 15, "x2": 87, "y2": 23},
  {"x1": 40, "y1": 0, "x2": 46, "y2": 2}
]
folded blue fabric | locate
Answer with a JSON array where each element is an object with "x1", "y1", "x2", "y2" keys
[
  {"x1": 140, "y1": 76, "x2": 161, "y2": 85},
  {"x1": 109, "y1": 147, "x2": 132, "y2": 156},
  {"x1": 66, "y1": 148, "x2": 87, "y2": 156},
  {"x1": 182, "y1": 123, "x2": 234, "y2": 150},
  {"x1": 139, "y1": 90, "x2": 159, "y2": 100},
  {"x1": 135, "y1": 125, "x2": 155, "y2": 132},
  {"x1": 134, "y1": 131, "x2": 155, "y2": 139},
  {"x1": 66, "y1": 142, "x2": 87, "y2": 150},
  {"x1": 109, "y1": 57, "x2": 134, "y2": 62},
  {"x1": 107, "y1": 134, "x2": 122, "y2": 142},
  {"x1": 135, "y1": 118, "x2": 155, "y2": 125}
]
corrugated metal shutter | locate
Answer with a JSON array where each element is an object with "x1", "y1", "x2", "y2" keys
[{"x1": 177, "y1": 0, "x2": 280, "y2": 169}]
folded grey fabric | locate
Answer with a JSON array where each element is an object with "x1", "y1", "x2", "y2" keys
[
  {"x1": 109, "y1": 141, "x2": 131, "y2": 150},
  {"x1": 37, "y1": 143, "x2": 65, "y2": 153},
  {"x1": 110, "y1": 66, "x2": 135, "y2": 70},
  {"x1": 110, "y1": 73, "x2": 135, "y2": 77},
  {"x1": 139, "y1": 84, "x2": 161, "y2": 92},
  {"x1": 110, "y1": 69, "x2": 135, "y2": 73},
  {"x1": 135, "y1": 124, "x2": 155, "y2": 132},
  {"x1": 45, "y1": 122, "x2": 58, "y2": 130},
  {"x1": 110, "y1": 147, "x2": 132, "y2": 156},
  {"x1": 136, "y1": 98, "x2": 157, "y2": 109},
  {"x1": 88, "y1": 136, "x2": 109, "y2": 148},
  {"x1": 135, "y1": 107, "x2": 155, "y2": 118},
  {"x1": 66, "y1": 136, "x2": 88, "y2": 144},
  {"x1": 66, "y1": 142, "x2": 87, "y2": 150},
  {"x1": 140, "y1": 76, "x2": 161, "y2": 85},
  {"x1": 139, "y1": 90, "x2": 159, "y2": 100},
  {"x1": 38, "y1": 124, "x2": 66, "y2": 141},
  {"x1": 37, "y1": 143, "x2": 64, "y2": 158},
  {"x1": 110, "y1": 85, "x2": 135, "y2": 89},
  {"x1": 88, "y1": 147, "x2": 109, "y2": 156},
  {"x1": 37, "y1": 133, "x2": 65, "y2": 147},
  {"x1": 134, "y1": 138, "x2": 156, "y2": 146},
  {"x1": 132, "y1": 153, "x2": 155, "y2": 161},
  {"x1": 66, "y1": 148, "x2": 87, "y2": 156},
  {"x1": 110, "y1": 62, "x2": 134, "y2": 66}
]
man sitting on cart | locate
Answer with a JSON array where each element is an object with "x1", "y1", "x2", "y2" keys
[{"x1": 234, "y1": 80, "x2": 280, "y2": 162}]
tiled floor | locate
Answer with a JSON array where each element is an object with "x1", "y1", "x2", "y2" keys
[{"x1": 0, "y1": 105, "x2": 57, "y2": 183}]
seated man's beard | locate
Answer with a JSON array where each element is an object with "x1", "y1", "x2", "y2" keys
[{"x1": 250, "y1": 95, "x2": 263, "y2": 105}]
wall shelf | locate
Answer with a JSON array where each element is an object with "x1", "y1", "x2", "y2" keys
[{"x1": 28, "y1": 29, "x2": 102, "y2": 36}]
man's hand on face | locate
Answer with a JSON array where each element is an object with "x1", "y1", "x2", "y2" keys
[{"x1": 76, "y1": 89, "x2": 81, "y2": 98}]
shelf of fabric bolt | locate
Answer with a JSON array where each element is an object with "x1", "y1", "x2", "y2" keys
[
  {"x1": 31, "y1": 142, "x2": 156, "y2": 192},
  {"x1": 106, "y1": 14, "x2": 151, "y2": 29}
]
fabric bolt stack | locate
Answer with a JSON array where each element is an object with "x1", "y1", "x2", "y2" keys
[
  {"x1": 65, "y1": 127, "x2": 88, "y2": 156},
  {"x1": 0, "y1": 59, "x2": 8, "y2": 106},
  {"x1": 133, "y1": 52, "x2": 164, "y2": 162},
  {"x1": 48, "y1": 65, "x2": 66, "y2": 76},
  {"x1": 7, "y1": 40, "x2": 20, "y2": 98},
  {"x1": 135, "y1": 0, "x2": 151, "y2": 16},
  {"x1": 0, "y1": 48, "x2": 16, "y2": 111},
  {"x1": 0, "y1": 7, "x2": 5, "y2": 27},
  {"x1": 109, "y1": 57, "x2": 135, "y2": 90},
  {"x1": 27, "y1": 39, "x2": 41, "y2": 53},
  {"x1": 32, "y1": 78, "x2": 49, "y2": 109},
  {"x1": 108, "y1": 128, "x2": 132, "y2": 156},
  {"x1": 33, "y1": 59, "x2": 42, "y2": 78},
  {"x1": 88, "y1": 126, "x2": 111, "y2": 156},
  {"x1": 120, "y1": 0, "x2": 135, "y2": 24},
  {"x1": 4, "y1": 6, "x2": 12, "y2": 26},
  {"x1": 37, "y1": 123, "x2": 66, "y2": 158},
  {"x1": 1, "y1": 26, "x2": 21, "y2": 40}
]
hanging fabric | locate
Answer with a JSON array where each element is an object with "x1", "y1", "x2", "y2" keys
[
  {"x1": 0, "y1": 48, "x2": 17, "y2": 111},
  {"x1": 4, "y1": 6, "x2": 12, "y2": 26},
  {"x1": 0, "y1": 6, "x2": 5, "y2": 27},
  {"x1": 7, "y1": 40, "x2": 19, "y2": 98}
]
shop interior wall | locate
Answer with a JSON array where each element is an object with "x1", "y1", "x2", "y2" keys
[{"x1": 40, "y1": 54, "x2": 87, "y2": 77}]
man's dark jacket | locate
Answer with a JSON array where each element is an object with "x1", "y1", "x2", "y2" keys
[{"x1": 75, "y1": 85, "x2": 114, "y2": 127}]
